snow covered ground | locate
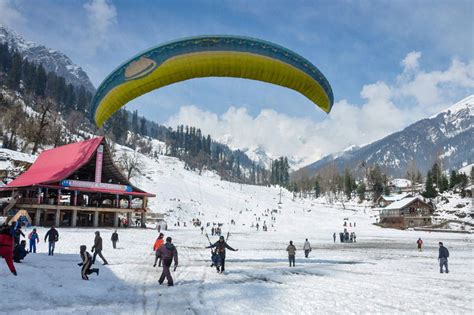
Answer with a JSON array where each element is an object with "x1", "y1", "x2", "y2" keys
[{"x1": 1, "y1": 187, "x2": 473, "y2": 314}]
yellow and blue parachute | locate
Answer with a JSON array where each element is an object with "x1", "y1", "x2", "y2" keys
[{"x1": 91, "y1": 35, "x2": 334, "y2": 127}]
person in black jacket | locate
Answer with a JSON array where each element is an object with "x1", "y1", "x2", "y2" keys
[
  {"x1": 206, "y1": 236, "x2": 238, "y2": 273},
  {"x1": 438, "y1": 242, "x2": 449, "y2": 273},
  {"x1": 13, "y1": 240, "x2": 28, "y2": 263},
  {"x1": 92, "y1": 231, "x2": 108, "y2": 265},
  {"x1": 44, "y1": 226, "x2": 59, "y2": 256},
  {"x1": 78, "y1": 245, "x2": 99, "y2": 280},
  {"x1": 111, "y1": 230, "x2": 119, "y2": 249},
  {"x1": 13, "y1": 226, "x2": 25, "y2": 247}
]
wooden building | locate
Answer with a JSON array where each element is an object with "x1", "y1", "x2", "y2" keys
[
  {"x1": 0, "y1": 137, "x2": 155, "y2": 227},
  {"x1": 378, "y1": 196, "x2": 434, "y2": 229},
  {"x1": 375, "y1": 193, "x2": 412, "y2": 208}
]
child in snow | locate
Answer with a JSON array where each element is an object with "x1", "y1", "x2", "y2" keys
[
  {"x1": 153, "y1": 233, "x2": 165, "y2": 267},
  {"x1": 78, "y1": 245, "x2": 99, "y2": 280},
  {"x1": 13, "y1": 240, "x2": 28, "y2": 263},
  {"x1": 28, "y1": 228, "x2": 40, "y2": 253},
  {"x1": 417, "y1": 238, "x2": 423, "y2": 251}
]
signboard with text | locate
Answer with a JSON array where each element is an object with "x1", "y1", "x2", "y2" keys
[{"x1": 61, "y1": 180, "x2": 132, "y2": 192}]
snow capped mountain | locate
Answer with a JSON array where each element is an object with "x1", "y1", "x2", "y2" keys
[
  {"x1": 296, "y1": 95, "x2": 474, "y2": 178},
  {"x1": 0, "y1": 25, "x2": 95, "y2": 92}
]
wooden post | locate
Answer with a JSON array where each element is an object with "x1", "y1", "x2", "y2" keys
[
  {"x1": 55, "y1": 209, "x2": 60, "y2": 227},
  {"x1": 128, "y1": 195, "x2": 132, "y2": 209},
  {"x1": 127, "y1": 212, "x2": 132, "y2": 228},
  {"x1": 74, "y1": 191, "x2": 78, "y2": 206},
  {"x1": 141, "y1": 211, "x2": 145, "y2": 228},
  {"x1": 93, "y1": 211, "x2": 99, "y2": 228},
  {"x1": 35, "y1": 209, "x2": 41, "y2": 226},
  {"x1": 113, "y1": 212, "x2": 119, "y2": 228},
  {"x1": 57, "y1": 189, "x2": 61, "y2": 205},
  {"x1": 71, "y1": 209, "x2": 77, "y2": 227},
  {"x1": 37, "y1": 188, "x2": 42, "y2": 204}
]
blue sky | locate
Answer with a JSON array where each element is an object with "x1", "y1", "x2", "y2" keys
[{"x1": 1, "y1": 0, "x2": 473, "y2": 165}]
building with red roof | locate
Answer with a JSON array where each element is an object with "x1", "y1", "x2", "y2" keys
[{"x1": 0, "y1": 137, "x2": 155, "y2": 227}]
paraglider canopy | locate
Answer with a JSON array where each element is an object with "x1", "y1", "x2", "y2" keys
[{"x1": 91, "y1": 35, "x2": 334, "y2": 127}]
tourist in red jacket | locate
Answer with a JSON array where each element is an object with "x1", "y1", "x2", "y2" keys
[{"x1": 0, "y1": 225, "x2": 17, "y2": 275}]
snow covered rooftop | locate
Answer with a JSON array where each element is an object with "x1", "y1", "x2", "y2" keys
[
  {"x1": 383, "y1": 196, "x2": 424, "y2": 210},
  {"x1": 379, "y1": 193, "x2": 411, "y2": 202}
]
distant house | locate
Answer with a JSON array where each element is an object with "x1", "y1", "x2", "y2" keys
[
  {"x1": 378, "y1": 196, "x2": 434, "y2": 229},
  {"x1": 376, "y1": 193, "x2": 412, "y2": 208}
]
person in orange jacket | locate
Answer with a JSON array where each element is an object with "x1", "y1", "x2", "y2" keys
[{"x1": 153, "y1": 233, "x2": 165, "y2": 267}]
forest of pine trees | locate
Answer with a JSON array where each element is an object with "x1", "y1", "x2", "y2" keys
[{"x1": 0, "y1": 42, "x2": 291, "y2": 187}]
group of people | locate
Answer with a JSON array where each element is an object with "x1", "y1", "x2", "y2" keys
[
  {"x1": 416, "y1": 238, "x2": 450, "y2": 273},
  {"x1": 211, "y1": 226, "x2": 222, "y2": 236}
]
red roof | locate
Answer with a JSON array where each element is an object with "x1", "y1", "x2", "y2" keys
[
  {"x1": 6, "y1": 137, "x2": 104, "y2": 187},
  {"x1": 38, "y1": 184, "x2": 155, "y2": 197}
]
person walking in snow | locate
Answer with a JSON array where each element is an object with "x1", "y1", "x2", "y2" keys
[
  {"x1": 211, "y1": 227, "x2": 215, "y2": 236},
  {"x1": 111, "y1": 230, "x2": 119, "y2": 249},
  {"x1": 28, "y1": 228, "x2": 40, "y2": 253},
  {"x1": 438, "y1": 242, "x2": 449, "y2": 274},
  {"x1": 206, "y1": 236, "x2": 238, "y2": 273},
  {"x1": 333, "y1": 232, "x2": 336, "y2": 243},
  {"x1": 287, "y1": 241, "x2": 296, "y2": 267},
  {"x1": 417, "y1": 238, "x2": 423, "y2": 251},
  {"x1": 0, "y1": 224, "x2": 17, "y2": 275},
  {"x1": 256, "y1": 223, "x2": 259, "y2": 231},
  {"x1": 201, "y1": 226, "x2": 204, "y2": 234},
  {"x1": 44, "y1": 226, "x2": 59, "y2": 256},
  {"x1": 303, "y1": 239, "x2": 311, "y2": 258},
  {"x1": 155, "y1": 237, "x2": 178, "y2": 286},
  {"x1": 78, "y1": 245, "x2": 99, "y2": 280},
  {"x1": 91, "y1": 231, "x2": 108, "y2": 265},
  {"x1": 153, "y1": 233, "x2": 165, "y2": 267}
]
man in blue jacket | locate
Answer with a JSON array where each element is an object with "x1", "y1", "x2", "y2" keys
[{"x1": 438, "y1": 242, "x2": 449, "y2": 273}]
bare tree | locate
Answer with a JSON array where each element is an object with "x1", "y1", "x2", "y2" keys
[
  {"x1": 118, "y1": 151, "x2": 144, "y2": 180},
  {"x1": 31, "y1": 98, "x2": 55, "y2": 154}
]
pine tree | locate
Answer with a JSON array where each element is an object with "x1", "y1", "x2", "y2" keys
[
  {"x1": 422, "y1": 170, "x2": 437, "y2": 198},
  {"x1": 357, "y1": 182, "x2": 366, "y2": 202},
  {"x1": 35, "y1": 65, "x2": 47, "y2": 96},
  {"x1": 8, "y1": 52, "x2": 22, "y2": 90}
]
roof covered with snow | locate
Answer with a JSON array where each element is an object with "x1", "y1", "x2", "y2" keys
[{"x1": 383, "y1": 196, "x2": 426, "y2": 210}]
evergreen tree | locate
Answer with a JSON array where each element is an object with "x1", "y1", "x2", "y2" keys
[
  {"x1": 356, "y1": 182, "x2": 366, "y2": 202},
  {"x1": 35, "y1": 65, "x2": 47, "y2": 96},
  {"x1": 344, "y1": 168, "x2": 353, "y2": 199},
  {"x1": 8, "y1": 52, "x2": 22, "y2": 90},
  {"x1": 422, "y1": 170, "x2": 437, "y2": 198}
]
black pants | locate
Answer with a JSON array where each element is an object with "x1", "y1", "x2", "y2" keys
[
  {"x1": 92, "y1": 250, "x2": 108, "y2": 264},
  {"x1": 218, "y1": 254, "x2": 226, "y2": 272},
  {"x1": 289, "y1": 255, "x2": 295, "y2": 267},
  {"x1": 112, "y1": 241, "x2": 117, "y2": 249},
  {"x1": 159, "y1": 258, "x2": 173, "y2": 285},
  {"x1": 304, "y1": 250, "x2": 310, "y2": 258},
  {"x1": 81, "y1": 261, "x2": 99, "y2": 280}
]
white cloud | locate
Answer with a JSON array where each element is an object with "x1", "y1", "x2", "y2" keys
[
  {"x1": 0, "y1": 0, "x2": 26, "y2": 27},
  {"x1": 165, "y1": 53, "x2": 474, "y2": 167},
  {"x1": 83, "y1": 0, "x2": 117, "y2": 54},
  {"x1": 401, "y1": 51, "x2": 421, "y2": 71}
]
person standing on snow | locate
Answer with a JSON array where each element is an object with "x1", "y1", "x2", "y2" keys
[
  {"x1": 206, "y1": 235, "x2": 238, "y2": 273},
  {"x1": 0, "y1": 224, "x2": 17, "y2": 275},
  {"x1": 44, "y1": 226, "x2": 59, "y2": 256},
  {"x1": 153, "y1": 233, "x2": 165, "y2": 267},
  {"x1": 78, "y1": 245, "x2": 99, "y2": 280},
  {"x1": 438, "y1": 242, "x2": 449, "y2": 274},
  {"x1": 417, "y1": 238, "x2": 423, "y2": 251},
  {"x1": 303, "y1": 239, "x2": 311, "y2": 258},
  {"x1": 28, "y1": 228, "x2": 40, "y2": 253},
  {"x1": 201, "y1": 226, "x2": 204, "y2": 234},
  {"x1": 91, "y1": 231, "x2": 109, "y2": 265},
  {"x1": 155, "y1": 237, "x2": 178, "y2": 286},
  {"x1": 287, "y1": 241, "x2": 296, "y2": 267},
  {"x1": 111, "y1": 230, "x2": 119, "y2": 249},
  {"x1": 333, "y1": 232, "x2": 336, "y2": 243},
  {"x1": 13, "y1": 225, "x2": 25, "y2": 247}
]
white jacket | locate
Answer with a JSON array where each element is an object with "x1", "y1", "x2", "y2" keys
[{"x1": 303, "y1": 241, "x2": 311, "y2": 250}]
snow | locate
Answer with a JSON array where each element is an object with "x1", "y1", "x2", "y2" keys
[
  {"x1": 431, "y1": 94, "x2": 474, "y2": 118},
  {"x1": 389, "y1": 178, "x2": 412, "y2": 188},
  {"x1": 459, "y1": 164, "x2": 473, "y2": 175},
  {"x1": 1, "y1": 146, "x2": 473, "y2": 314}
]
